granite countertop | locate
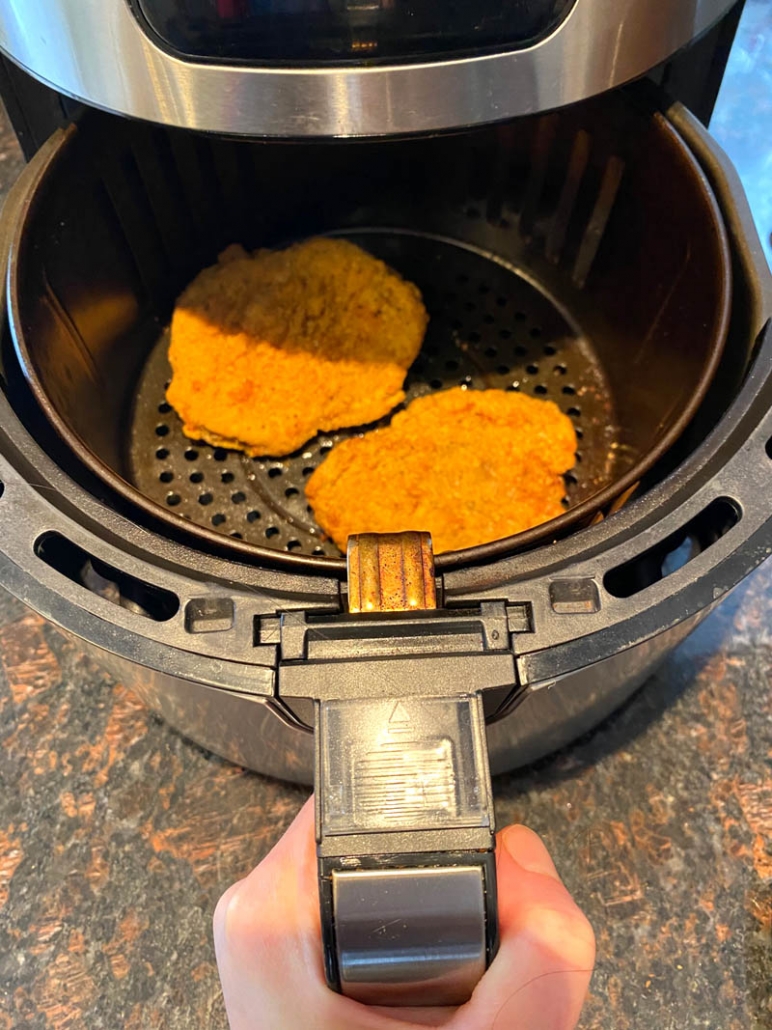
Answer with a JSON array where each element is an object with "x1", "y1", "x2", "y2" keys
[{"x1": 1, "y1": 7, "x2": 772, "y2": 1028}]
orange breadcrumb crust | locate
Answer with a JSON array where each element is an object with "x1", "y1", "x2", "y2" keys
[
  {"x1": 166, "y1": 238, "x2": 428, "y2": 456},
  {"x1": 306, "y1": 387, "x2": 577, "y2": 554}
]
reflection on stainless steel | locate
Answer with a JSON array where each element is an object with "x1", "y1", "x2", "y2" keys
[
  {"x1": 333, "y1": 866, "x2": 486, "y2": 1005},
  {"x1": 0, "y1": 0, "x2": 737, "y2": 136},
  {"x1": 66, "y1": 633, "x2": 316, "y2": 784},
  {"x1": 487, "y1": 611, "x2": 709, "y2": 773}
]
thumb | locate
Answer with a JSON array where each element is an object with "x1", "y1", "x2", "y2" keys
[{"x1": 456, "y1": 825, "x2": 596, "y2": 1030}]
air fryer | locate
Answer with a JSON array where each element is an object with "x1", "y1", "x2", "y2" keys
[{"x1": 0, "y1": 0, "x2": 768, "y2": 1007}]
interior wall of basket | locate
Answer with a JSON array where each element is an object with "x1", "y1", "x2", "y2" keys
[{"x1": 13, "y1": 89, "x2": 728, "y2": 517}]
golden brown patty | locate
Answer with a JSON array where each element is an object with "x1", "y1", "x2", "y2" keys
[
  {"x1": 306, "y1": 387, "x2": 577, "y2": 554},
  {"x1": 166, "y1": 238, "x2": 428, "y2": 456}
]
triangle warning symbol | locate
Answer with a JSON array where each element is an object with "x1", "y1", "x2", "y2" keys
[{"x1": 389, "y1": 701, "x2": 411, "y2": 725}]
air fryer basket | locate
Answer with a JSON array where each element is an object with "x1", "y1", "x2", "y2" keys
[
  {"x1": 8, "y1": 89, "x2": 731, "y2": 569},
  {"x1": 0, "y1": 92, "x2": 767, "y2": 781}
]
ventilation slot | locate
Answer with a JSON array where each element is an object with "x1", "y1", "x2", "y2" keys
[
  {"x1": 603, "y1": 498, "x2": 740, "y2": 599},
  {"x1": 35, "y1": 532, "x2": 179, "y2": 621}
]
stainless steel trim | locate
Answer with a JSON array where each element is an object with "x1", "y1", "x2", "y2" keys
[
  {"x1": 333, "y1": 866, "x2": 487, "y2": 1005},
  {"x1": 0, "y1": 0, "x2": 738, "y2": 137}
]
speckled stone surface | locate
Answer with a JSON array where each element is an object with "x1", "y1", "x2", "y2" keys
[{"x1": 1, "y1": 5, "x2": 772, "y2": 1028}]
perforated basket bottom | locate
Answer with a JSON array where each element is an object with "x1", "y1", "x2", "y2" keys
[{"x1": 128, "y1": 229, "x2": 619, "y2": 557}]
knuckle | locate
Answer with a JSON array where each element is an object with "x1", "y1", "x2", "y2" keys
[
  {"x1": 526, "y1": 901, "x2": 596, "y2": 963},
  {"x1": 213, "y1": 880, "x2": 245, "y2": 945}
]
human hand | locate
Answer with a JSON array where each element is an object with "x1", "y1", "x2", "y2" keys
[{"x1": 214, "y1": 798, "x2": 595, "y2": 1029}]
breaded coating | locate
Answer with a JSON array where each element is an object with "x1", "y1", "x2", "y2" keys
[
  {"x1": 166, "y1": 238, "x2": 428, "y2": 456},
  {"x1": 306, "y1": 387, "x2": 577, "y2": 554}
]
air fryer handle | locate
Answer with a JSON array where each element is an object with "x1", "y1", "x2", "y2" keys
[
  {"x1": 309, "y1": 532, "x2": 500, "y2": 1006},
  {"x1": 315, "y1": 691, "x2": 499, "y2": 1006}
]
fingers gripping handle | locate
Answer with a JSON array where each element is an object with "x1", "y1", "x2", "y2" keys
[{"x1": 315, "y1": 533, "x2": 499, "y2": 1007}]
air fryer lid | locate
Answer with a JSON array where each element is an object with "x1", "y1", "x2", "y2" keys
[
  {"x1": 9, "y1": 90, "x2": 731, "y2": 571},
  {"x1": 0, "y1": 0, "x2": 741, "y2": 136}
]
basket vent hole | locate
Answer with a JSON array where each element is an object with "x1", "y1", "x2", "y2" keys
[
  {"x1": 155, "y1": 424, "x2": 169, "y2": 437},
  {"x1": 166, "y1": 493, "x2": 181, "y2": 506},
  {"x1": 554, "y1": 364, "x2": 567, "y2": 376},
  {"x1": 565, "y1": 472, "x2": 579, "y2": 486},
  {"x1": 159, "y1": 471, "x2": 173, "y2": 484},
  {"x1": 544, "y1": 344, "x2": 558, "y2": 356},
  {"x1": 184, "y1": 449, "x2": 198, "y2": 461},
  {"x1": 230, "y1": 532, "x2": 243, "y2": 539},
  {"x1": 568, "y1": 406, "x2": 581, "y2": 418},
  {"x1": 497, "y1": 365, "x2": 510, "y2": 376},
  {"x1": 485, "y1": 347, "x2": 497, "y2": 358},
  {"x1": 155, "y1": 448, "x2": 169, "y2": 460},
  {"x1": 221, "y1": 471, "x2": 235, "y2": 484},
  {"x1": 534, "y1": 384, "x2": 548, "y2": 395},
  {"x1": 562, "y1": 385, "x2": 576, "y2": 396},
  {"x1": 302, "y1": 466, "x2": 315, "y2": 477},
  {"x1": 313, "y1": 547, "x2": 326, "y2": 556},
  {"x1": 157, "y1": 402, "x2": 171, "y2": 414},
  {"x1": 604, "y1": 497, "x2": 741, "y2": 599},
  {"x1": 526, "y1": 364, "x2": 539, "y2": 375},
  {"x1": 212, "y1": 513, "x2": 226, "y2": 526},
  {"x1": 514, "y1": 311, "x2": 526, "y2": 322},
  {"x1": 189, "y1": 471, "x2": 204, "y2": 484},
  {"x1": 199, "y1": 493, "x2": 213, "y2": 506},
  {"x1": 286, "y1": 539, "x2": 302, "y2": 551},
  {"x1": 515, "y1": 345, "x2": 528, "y2": 357},
  {"x1": 766, "y1": 437, "x2": 772, "y2": 460},
  {"x1": 231, "y1": 491, "x2": 246, "y2": 504},
  {"x1": 530, "y1": 327, "x2": 542, "y2": 339},
  {"x1": 35, "y1": 532, "x2": 179, "y2": 623},
  {"x1": 285, "y1": 487, "x2": 299, "y2": 499},
  {"x1": 247, "y1": 510, "x2": 261, "y2": 523},
  {"x1": 268, "y1": 467, "x2": 283, "y2": 478},
  {"x1": 265, "y1": 526, "x2": 279, "y2": 539}
]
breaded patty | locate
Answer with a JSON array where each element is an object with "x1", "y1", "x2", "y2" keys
[
  {"x1": 306, "y1": 387, "x2": 577, "y2": 554},
  {"x1": 166, "y1": 238, "x2": 428, "y2": 456}
]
